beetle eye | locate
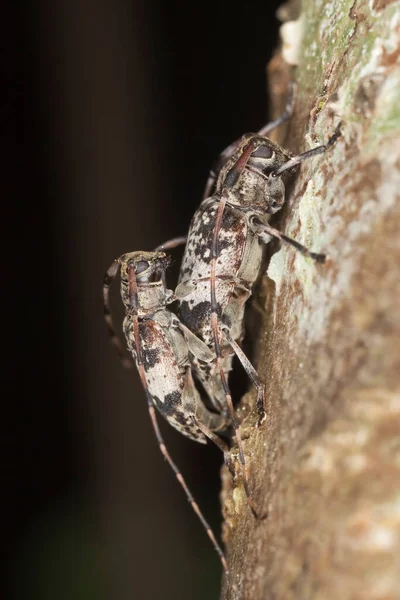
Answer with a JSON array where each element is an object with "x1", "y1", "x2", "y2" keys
[
  {"x1": 136, "y1": 260, "x2": 149, "y2": 274},
  {"x1": 251, "y1": 145, "x2": 273, "y2": 159}
]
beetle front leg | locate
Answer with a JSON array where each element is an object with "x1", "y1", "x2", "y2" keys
[
  {"x1": 252, "y1": 219, "x2": 326, "y2": 263},
  {"x1": 208, "y1": 316, "x2": 267, "y2": 520}
]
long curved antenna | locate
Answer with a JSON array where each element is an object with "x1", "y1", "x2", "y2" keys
[
  {"x1": 202, "y1": 82, "x2": 295, "y2": 200},
  {"x1": 257, "y1": 81, "x2": 295, "y2": 136},
  {"x1": 103, "y1": 258, "x2": 134, "y2": 369},
  {"x1": 273, "y1": 122, "x2": 341, "y2": 176}
]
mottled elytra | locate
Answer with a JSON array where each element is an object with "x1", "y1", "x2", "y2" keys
[
  {"x1": 173, "y1": 96, "x2": 341, "y2": 519},
  {"x1": 103, "y1": 250, "x2": 231, "y2": 578}
]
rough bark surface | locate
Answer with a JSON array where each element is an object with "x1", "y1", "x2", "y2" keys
[{"x1": 220, "y1": 1, "x2": 400, "y2": 599}]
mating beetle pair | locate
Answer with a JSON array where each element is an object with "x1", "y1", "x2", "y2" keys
[{"x1": 103, "y1": 89, "x2": 341, "y2": 579}]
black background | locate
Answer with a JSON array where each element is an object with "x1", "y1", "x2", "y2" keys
[{"x1": 4, "y1": 1, "x2": 282, "y2": 598}]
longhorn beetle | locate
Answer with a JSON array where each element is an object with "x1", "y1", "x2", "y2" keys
[
  {"x1": 173, "y1": 106, "x2": 341, "y2": 519},
  {"x1": 103, "y1": 250, "x2": 232, "y2": 578}
]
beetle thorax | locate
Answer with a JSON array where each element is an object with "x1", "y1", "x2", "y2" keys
[
  {"x1": 120, "y1": 280, "x2": 170, "y2": 315},
  {"x1": 222, "y1": 168, "x2": 287, "y2": 214}
]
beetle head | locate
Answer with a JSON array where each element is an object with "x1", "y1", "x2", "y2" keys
[
  {"x1": 119, "y1": 251, "x2": 171, "y2": 312},
  {"x1": 120, "y1": 251, "x2": 170, "y2": 284},
  {"x1": 218, "y1": 134, "x2": 294, "y2": 214}
]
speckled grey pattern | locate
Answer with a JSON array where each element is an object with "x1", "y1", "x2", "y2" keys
[
  {"x1": 118, "y1": 251, "x2": 228, "y2": 441},
  {"x1": 177, "y1": 135, "x2": 294, "y2": 415}
]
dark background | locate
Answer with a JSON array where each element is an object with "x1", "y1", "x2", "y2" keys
[{"x1": 4, "y1": 1, "x2": 282, "y2": 598}]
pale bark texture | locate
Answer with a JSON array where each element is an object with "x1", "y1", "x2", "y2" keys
[{"x1": 220, "y1": 1, "x2": 400, "y2": 599}]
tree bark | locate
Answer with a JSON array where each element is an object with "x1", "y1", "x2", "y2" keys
[{"x1": 221, "y1": 1, "x2": 400, "y2": 598}]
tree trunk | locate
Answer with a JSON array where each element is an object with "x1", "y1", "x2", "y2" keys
[{"x1": 221, "y1": 1, "x2": 400, "y2": 598}]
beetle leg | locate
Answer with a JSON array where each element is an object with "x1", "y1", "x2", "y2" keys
[
  {"x1": 187, "y1": 365, "x2": 233, "y2": 476},
  {"x1": 209, "y1": 318, "x2": 266, "y2": 520},
  {"x1": 194, "y1": 418, "x2": 235, "y2": 478},
  {"x1": 179, "y1": 322, "x2": 215, "y2": 363},
  {"x1": 252, "y1": 220, "x2": 326, "y2": 263},
  {"x1": 154, "y1": 236, "x2": 187, "y2": 251},
  {"x1": 223, "y1": 330, "x2": 266, "y2": 428}
]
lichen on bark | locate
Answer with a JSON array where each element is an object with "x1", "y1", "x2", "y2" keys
[{"x1": 220, "y1": 1, "x2": 400, "y2": 599}]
